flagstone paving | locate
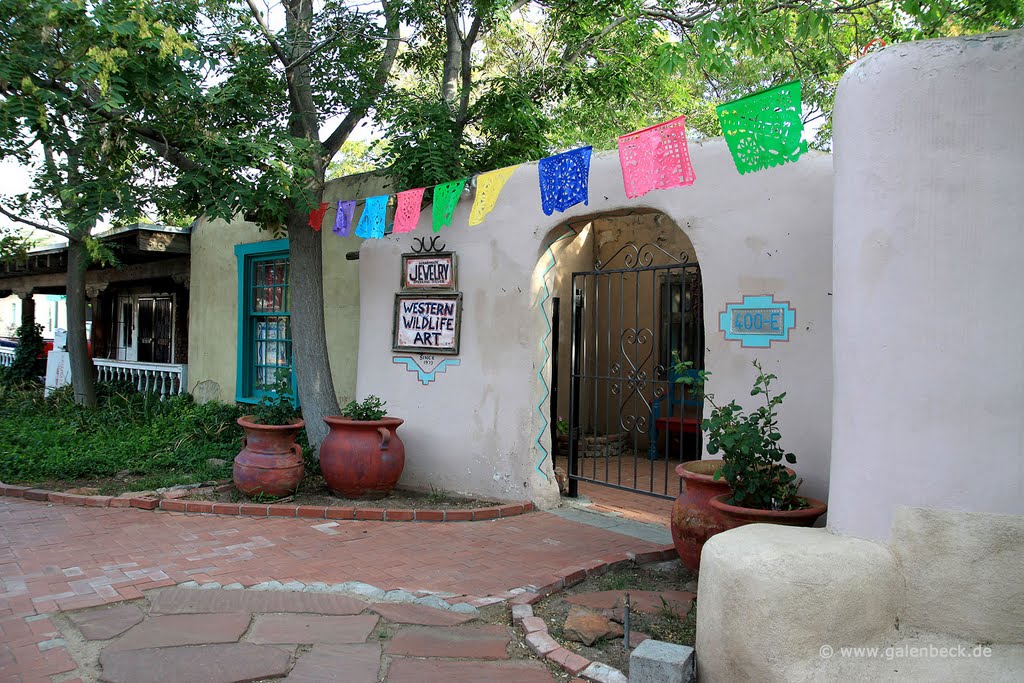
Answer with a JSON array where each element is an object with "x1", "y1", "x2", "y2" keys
[{"x1": 0, "y1": 497, "x2": 667, "y2": 681}]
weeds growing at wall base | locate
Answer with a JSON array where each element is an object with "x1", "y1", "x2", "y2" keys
[{"x1": 0, "y1": 382, "x2": 255, "y2": 493}]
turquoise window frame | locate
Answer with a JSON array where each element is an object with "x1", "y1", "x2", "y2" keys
[{"x1": 234, "y1": 239, "x2": 298, "y2": 406}]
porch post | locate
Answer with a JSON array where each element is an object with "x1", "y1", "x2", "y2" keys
[
  {"x1": 87, "y1": 285, "x2": 108, "y2": 359},
  {"x1": 17, "y1": 291, "x2": 34, "y2": 332}
]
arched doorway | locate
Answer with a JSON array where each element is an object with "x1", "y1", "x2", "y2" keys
[{"x1": 544, "y1": 210, "x2": 705, "y2": 512}]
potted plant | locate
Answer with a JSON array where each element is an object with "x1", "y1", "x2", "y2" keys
[
  {"x1": 234, "y1": 369, "x2": 305, "y2": 498},
  {"x1": 320, "y1": 395, "x2": 405, "y2": 499},
  {"x1": 692, "y1": 359, "x2": 826, "y2": 527}
]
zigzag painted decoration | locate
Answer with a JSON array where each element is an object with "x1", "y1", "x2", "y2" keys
[{"x1": 392, "y1": 356, "x2": 461, "y2": 385}]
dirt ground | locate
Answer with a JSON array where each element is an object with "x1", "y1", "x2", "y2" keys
[
  {"x1": 186, "y1": 473, "x2": 502, "y2": 510},
  {"x1": 531, "y1": 563, "x2": 697, "y2": 675}
]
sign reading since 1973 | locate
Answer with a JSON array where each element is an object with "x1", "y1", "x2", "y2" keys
[{"x1": 393, "y1": 293, "x2": 462, "y2": 355}]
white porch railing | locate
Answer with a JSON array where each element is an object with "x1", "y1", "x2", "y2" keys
[
  {"x1": 93, "y1": 359, "x2": 188, "y2": 398},
  {"x1": 0, "y1": 347, "x2": 13, "y2": 367}
]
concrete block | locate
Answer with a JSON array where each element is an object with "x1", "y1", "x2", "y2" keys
[{"x1": 628, "y1": 639, "x2": 694, "y2": 683}]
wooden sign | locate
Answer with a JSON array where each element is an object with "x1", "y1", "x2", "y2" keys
[
  {"x1": 401, "y1": 252, "x2": 457, "y2": 290},
  {"x1": 393, "y1": 292, "x2": 462, "y2": 354}
]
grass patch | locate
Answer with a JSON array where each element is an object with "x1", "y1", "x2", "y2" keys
[{"x1": 0, "y1": 382, "x2": 255, "y2": 493}]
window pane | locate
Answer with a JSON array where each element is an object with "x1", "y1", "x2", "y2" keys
[{"x1": 243, "y1": 251, "x2": 292, "y2": 399}]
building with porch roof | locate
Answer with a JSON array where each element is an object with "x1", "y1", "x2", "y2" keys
[{"x1": 0, "y1": 222, "x2": 190, "y2": 396}]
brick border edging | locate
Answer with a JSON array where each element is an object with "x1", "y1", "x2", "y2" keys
[
  {"x1": 507, "y1": 546, "x2": 680, "y2": 681},
  {"x1": 0, "y1": 484, "x2": 535, "y2": 522}
]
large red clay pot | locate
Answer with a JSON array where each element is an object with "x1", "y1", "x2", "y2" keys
[
  {"x1": 234, "y1": 417, "x2": 305, "y2": 498},
  {"x1": 671, "y1": 460, "x2": 734, "y2": 572},
  {"x1": 709, "y1": 493, "x2": 828, "y2": 528},
  {"x1": 320, "y1": 416, "x2": 405, "y2": 499}
]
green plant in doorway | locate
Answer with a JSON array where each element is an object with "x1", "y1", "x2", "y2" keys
[{"x1": 673, "y1": 356, "x2": 807, "y2": 511}]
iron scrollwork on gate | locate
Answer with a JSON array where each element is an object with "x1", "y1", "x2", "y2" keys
[{"x1": 567, "y1": 241, "x2": 704, "y2": 500}]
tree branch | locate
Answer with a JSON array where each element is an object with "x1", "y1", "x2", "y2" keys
[
  {"x1": 28, "y1": 78, "x2": 203, "y2": 173},
  {"x1": 322, "y1": 0, "x2": 400, "y2": 159},
  {"x1": 244, "y1": 0, "x2": 318, "y2": 142},
  {"x1": 456, "y1": 13, "x2": 485, "y2": 125},
  {"x1": 0, "y1": 204, "x2": 71, "y2": 240},
  {"x1": 244, "y1": 0, "x2": 290, "y2": 66},
  {"x1": 560, "y1": 15, "x2": 630, "y2": 66},
  {"x1": 442, "y1": 1, "x2": 463, "y2": 106}
]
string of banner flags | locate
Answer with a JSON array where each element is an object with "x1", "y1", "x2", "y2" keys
[{"x1": 309, "y1": 81, "x2": 807, "y2": 237}]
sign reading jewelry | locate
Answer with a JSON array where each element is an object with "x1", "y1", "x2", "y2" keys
[
  {"x1": 393, "y1": 292, "x2": 462, "y2": 354},
  {"x1": 401, "y1": 252, "x2": 457, "y2": 290}
]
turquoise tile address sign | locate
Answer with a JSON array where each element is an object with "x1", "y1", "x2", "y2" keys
[{"x1": 719, "y1": 295, "x2": 796, "y2": 348}]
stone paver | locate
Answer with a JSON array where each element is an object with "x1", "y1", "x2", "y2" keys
[
  {"x1": 98, "y1": 643, "x2": 291, "y2": 683},
  {"x1": 150, "y1": 588, "x2": 365, "y2": 615},
  {"x1": 386, "y1": 658, "x2": 556, "y2": 683},
  {"x1": 579, "y1": 661, "x2": 629, "y2": 683},
  {"x1": 384, "y1": 623, "x2": 512, "y2": 660},
  {"x1": 565, "y1": 590, "x2": 694, "y2": 616},
  {"x1": 106, "y1": 613, "x2": 251, "y2": 651},
  {"x1": 563, "y1": 605, "x2": 623, "y2": 646},
  {"x1": 248, "y1": 614, "x2": 378, "y2": 644},
  {"x1": 368, "y1": 602, "x2": 477, "y2": 626},
  {"x1": 67, "y1": 604, "x2": 144, "y2": 640},
  {"x1": 0, "y1": 497, "x2": 664, "y2": 679},
  {"x1": 285, "y1": 643, "x2": 381, "y2": 682}
]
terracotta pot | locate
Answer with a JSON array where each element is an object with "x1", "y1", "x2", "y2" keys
[
  {"x1": 234, "y1": 416, "x2": 305, "y2": 498},
  {"x1": 708, "y1": 493, "x2": 828, "y2": 528},
  {"x1": 670, "y1": 460, "x2": 734, "y2": 571},
  {"x1": 320, "y1": 416, "x2": 405, "y2": 499}
]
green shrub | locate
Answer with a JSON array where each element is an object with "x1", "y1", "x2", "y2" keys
[
  {"x1": 0, "y1": 382, "x2": 246, "y2": 491},
  {"x1": 0, "y1": 322, "x2": 45, "y2": 385},
  {"x1": 249, "y1": 368, "x2": 299, "y2": 426},
  {"x1": 341, "y1": 395, "x2": 387, "y2": 421}
]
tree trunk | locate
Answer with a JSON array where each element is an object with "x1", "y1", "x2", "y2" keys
[
  {"x1": 66, "y1": 236, "x2": 96, "y2": 407},
  {"x1": 287, "y1": 206, "x2": 338, "y2": 451}
]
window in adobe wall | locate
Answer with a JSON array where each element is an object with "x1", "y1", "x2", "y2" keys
[{"x1": 234, "y1": 239, "x2": 295, "y2": 404}]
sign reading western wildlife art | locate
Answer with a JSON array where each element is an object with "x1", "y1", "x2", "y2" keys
[
  {"x1": 393, "y1": 292, "x2": 462, "y2": 354},
  {"x1": 401, "y1": 252, "x2": 457, "y2": 290}
]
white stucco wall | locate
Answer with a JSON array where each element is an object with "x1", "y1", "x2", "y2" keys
[
  {"x1": 356, "y1": 140, "x2": 833, "y2": 505},
  {"x1": 829, "y1": 30, "x2": 1024, "y2": 541}
]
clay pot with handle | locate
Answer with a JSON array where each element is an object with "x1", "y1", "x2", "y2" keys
[
  {"x1": 320, "y1": 416, "x2": 405, "y2": 499},
  {"x1": 233, "y1": 417, "x2": 305, "y2": 498}
]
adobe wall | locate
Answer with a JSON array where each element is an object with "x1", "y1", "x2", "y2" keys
[{"x1": 356, "y1": 141, "x2": 833, "y2": 505}]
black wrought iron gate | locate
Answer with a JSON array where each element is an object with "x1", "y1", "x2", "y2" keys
[{"x1": 567, "y1": 243, "x2": 704, "y2": 499}]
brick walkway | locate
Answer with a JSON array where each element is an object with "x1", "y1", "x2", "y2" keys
[{"x1": 0, "y1": 498, "x2": 664, "y2": 681}]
